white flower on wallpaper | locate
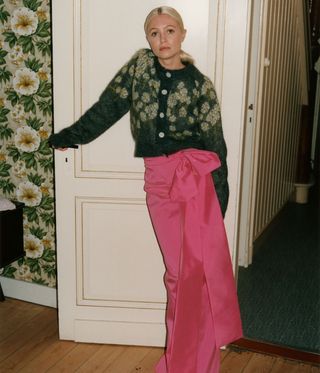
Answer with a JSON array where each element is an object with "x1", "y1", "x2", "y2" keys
[
  {"x1": 15, "y1": 264, "x2": 33, "y2": 281},
  {"x1": 8, "y1": 45, "x2": 25, "y2": 65},
  {"x1": 12, "y1": 160, "x2": 27, "y2": 179},
  {"x1": 38, "y1": 123, "x2": 51, "y2": 140},
  {"x1": 42, "y1": 232, "x2": 54, "y2": 249},
  {"x1": 11, "y1": 103, "x2": 26, "y2": 123},
  {"x1": 11, "y1": 7, "x2": 38, "y2": 36},
  {"x1": 24, "y1": 234, "x2": 44, "y2": 259},
  {"x1": 9, "y1": 0, "x2": 22, "y2": 6},
  {"x1": 0, "y1": 92, "x2": 8, "y2": 108},
  {"x1": 16, "y1": 181, "x2": 42, "y2": 207},
  {"x1": 38, "y1": 64, "x2": 50, "y2": 81},
  {"x1": 14, "y1": 126, "x2": 41, "y2": 152},
  {"x1": 36, "y1": 4, "x2": 49, "y2": 21},
  {"x1": 0, "y1": 150, "x2": 6, "y2": 162},
  {"x1": 40, "y1": 180, "x2": 50, "y2": 195},
  {"x1": 13, "y1": 67, "x2": 40, "y2": 95}
]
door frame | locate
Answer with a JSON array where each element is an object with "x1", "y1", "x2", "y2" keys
[{"x1": 236, "y1": 0, "x2": 268, "y2": 267}]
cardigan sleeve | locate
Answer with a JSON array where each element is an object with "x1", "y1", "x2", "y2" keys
[
  {"x1": 198, "y1": 77, "x2": 229, "y2": 217},
  {"x1": 48, "y1": 50, "x2": 142, "y2": 148}
]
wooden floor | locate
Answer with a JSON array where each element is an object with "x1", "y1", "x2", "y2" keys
[{"x1": 0, "y1": 299, "x2": 319, "y2": 372}]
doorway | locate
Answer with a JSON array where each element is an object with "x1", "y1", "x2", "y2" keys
[{"x1": 236, "y1": 0, "x2": 320, "y2": 355}]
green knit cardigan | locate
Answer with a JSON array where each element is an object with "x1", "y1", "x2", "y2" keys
[{"x1": 49, "y1": 48, "x2": 229, "y2": 215}]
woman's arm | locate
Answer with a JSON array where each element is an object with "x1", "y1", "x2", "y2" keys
[
  {"x1": 198, "y1": 77, "x2": 229, "y2": 217},
  {"x1": 49, "y1": 50, "x2": 142, "y2": 148}
]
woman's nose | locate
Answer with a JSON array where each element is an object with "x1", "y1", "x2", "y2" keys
[{"x1": 160, "y1": 32, "x2": 167, "y2": 43}]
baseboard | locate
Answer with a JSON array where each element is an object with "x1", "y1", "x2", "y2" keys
[
  {"x1": 231, "y1": 338, "x2": 320, "y2": 365},
  {"x1": 0, "y1": 276, "x2": 57, "y2": 308}
]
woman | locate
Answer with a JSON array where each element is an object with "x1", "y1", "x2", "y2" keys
[{"x1": 49, "y1": 6, "x2": 242, "y2": 372}]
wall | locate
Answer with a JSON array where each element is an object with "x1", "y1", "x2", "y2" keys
[{"x1": 0, "y1": 0, "x2": 55, "y2": 288}]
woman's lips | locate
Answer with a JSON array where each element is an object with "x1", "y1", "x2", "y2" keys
[{"x1": 160, "y1": 46, "x2": 170, "y2": 51}]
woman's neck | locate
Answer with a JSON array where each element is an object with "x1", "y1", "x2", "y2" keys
[{"x1": 158, "y1": 57, "x2": 185, "y2": 71}]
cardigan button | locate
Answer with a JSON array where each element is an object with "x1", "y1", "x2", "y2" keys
[
  {"x1": 158, "y1": 132, "x2": 165, "y2": 138},
  {"x1": 166, "y1": 72, "x2": 172, "y2": 78},
  {"x1": 159, "y1": 112, "x2": 165, "y2": 118},
  {"x1": 161, "y1": 89, "x2": 168, "y2": 95}
]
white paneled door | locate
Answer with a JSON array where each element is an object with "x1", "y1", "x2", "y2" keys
[{"x1": 51, "y1": 0, "x2": 221, "y2": 346}]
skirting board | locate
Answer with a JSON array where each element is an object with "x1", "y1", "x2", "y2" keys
[{"x1": 0, "y1": 276, "x2": 57, "y2": 308}]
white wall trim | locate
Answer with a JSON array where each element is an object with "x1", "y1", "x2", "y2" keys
[
  {"x1": 0, "y1": 276, "x2": 57, "y2": 308},
  {"x1": 219, "y1": 0, "x2": 251, "y2": 266}
]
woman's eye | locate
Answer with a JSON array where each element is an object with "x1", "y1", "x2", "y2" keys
[
  {"x1": 150, "y1": 31, "x2": 158, "y2": 37},
  {"x1": 167, "y1": 28, "x2": 175, "y2": 34}
]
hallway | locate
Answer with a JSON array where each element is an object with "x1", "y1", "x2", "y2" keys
[{"x1": 238, "y1": 189, "x2": 319, "y2": 353}]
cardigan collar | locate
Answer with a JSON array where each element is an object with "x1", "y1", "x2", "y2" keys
[{"x1": 153, "y1": 54, "x2": 193, "y2": 79}]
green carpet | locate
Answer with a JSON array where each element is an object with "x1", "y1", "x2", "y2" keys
[{"x1": 237, "y1": 191, "x2": 320, "y2": 353}]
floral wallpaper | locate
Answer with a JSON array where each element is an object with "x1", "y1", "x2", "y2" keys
[{"x1": 0, "y1": 0, "x2": 56, "y2": 287}]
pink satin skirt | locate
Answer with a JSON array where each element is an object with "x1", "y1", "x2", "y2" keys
[{"x1": 144, "y1": 149, "x2": 242, "y2": 373}]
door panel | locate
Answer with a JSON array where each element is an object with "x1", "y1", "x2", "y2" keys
[{"x1": 76, "y1": 197, "x2": 165, "y2": 307}]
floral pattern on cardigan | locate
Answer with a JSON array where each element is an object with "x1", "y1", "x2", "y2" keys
[{"x1": 49, "y1": 48, "x2": 229, "y2": 215}]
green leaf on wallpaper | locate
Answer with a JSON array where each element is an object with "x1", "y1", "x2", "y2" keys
[
  {"x1": 24, "y1": 206, "x2": 39, "y2": 223},
  {"x1": 18, "y1": 35, "x2": 35, "y2": 54},
  {"x1": 37, "y1": 81, "x2": 51, "y2": 98},
  {"x1": 39, "y1": 158, "x2": 53, "y2": 172},
  {"x1": 26, "y1": 117, "x2": 44, "y2": 131},
  {"x1": 37, "y1": 141, "x2": 51, "y2": 156},
  {"x1": 0, "y1": 7, "x2": 10, "y2": 24},
  {"x1": 17, "y1": 257, "x2": 25, "y2": 266},
  {"x1": 1, "y1": 266, "x2": 17, "y2": 278},
  {"x1": 42, "y1": 264, "x2": 56, "y2": 278},
  {"x1": 29, "y1": 226, "x2": 46, "y2": 239},
  {"x1": 21, "y1": 152, "x2": 37, "y2": 169},
  {"x1": 26, "y1": 258, "x2": 41, "y2": 275},
  {"x1": 36, "y1": 21, "x2": 50, "y2": 38},
  {"x1": 23, "y1": 0, "x2": 42, "y2": 12},
  {"x1": 25, "y1": 57, "x2": 43, "y2": 72},
  {"x1": 27, "y1": 172, "x2": 45, "y2": 186},
  {"x1": 0, "y1": 162, "x2": 11, "y2": 177},
  {"x1": 20, "y1": 95, "x2": 36, "y2": 114},
  {"x1": 40, "y1": 195, "x2": 54, "y2": 211},
  {"x1": 42, "y1": 249, "x2": 55, "y2": 263},
  {"x1": 37, "y1": 99, "x2": 52, "y2": 116},
  {"x1": 0, "y1": 49, "x2": 8, "y2": 65},
  {"x1": 32, "y1": 278, "x2": 48, "y2": 285},
  {"x1": 0, "y1": 125, "x2": 13, "y2": 140},
  {"x1": 6, "y1": 90, "x2": 19, "y2": 106},
  {"x1": 7, "y1": 146, "x2": 20, "y2": 162},
  {"x1": 0, "y1": 178, "x2": 15, "y2": 194},
  {"x1": 0, "y1": 66, "x2": 12, "y2": 84},
  {"x1": 0, "y1": 0, "x2": 4, "y2": 6},
  {"x1": 40, "y1": 212, "x2": 54, "y2": 228},
  {"x1": 0, "y1": 107, "x2": 10, "y2": 122},
  {"x1": 3, "y1": 31, "x2": 17, "y2": 48},
  {"x1": 36, "y1": 40, "x2": 51, "y2": 57}
]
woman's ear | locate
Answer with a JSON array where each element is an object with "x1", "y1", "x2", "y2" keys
[{"x1": 182, "y1": 29, "x2": 187, "y2": 42}]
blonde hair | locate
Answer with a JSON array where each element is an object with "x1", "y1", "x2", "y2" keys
[{"x1": 144, "y1": 6, "x2": 195, "y2": 65}]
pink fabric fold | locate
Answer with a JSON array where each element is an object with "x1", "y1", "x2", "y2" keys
[{"x1": 144, "y1": 149, "x2": 242, "y2": 373}]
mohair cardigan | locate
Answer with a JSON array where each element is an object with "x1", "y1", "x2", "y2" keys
[{"x1": 49, "y1": 48, "x2": 229, "y2": 215}]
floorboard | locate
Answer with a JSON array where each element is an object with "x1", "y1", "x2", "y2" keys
[{"x1": 0, "y1": 298, "x2": 319, "y2": 372}]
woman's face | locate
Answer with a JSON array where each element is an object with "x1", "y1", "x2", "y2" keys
[{"x1": 146, "y1": 14, "x2": 186, "y2": 68}]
